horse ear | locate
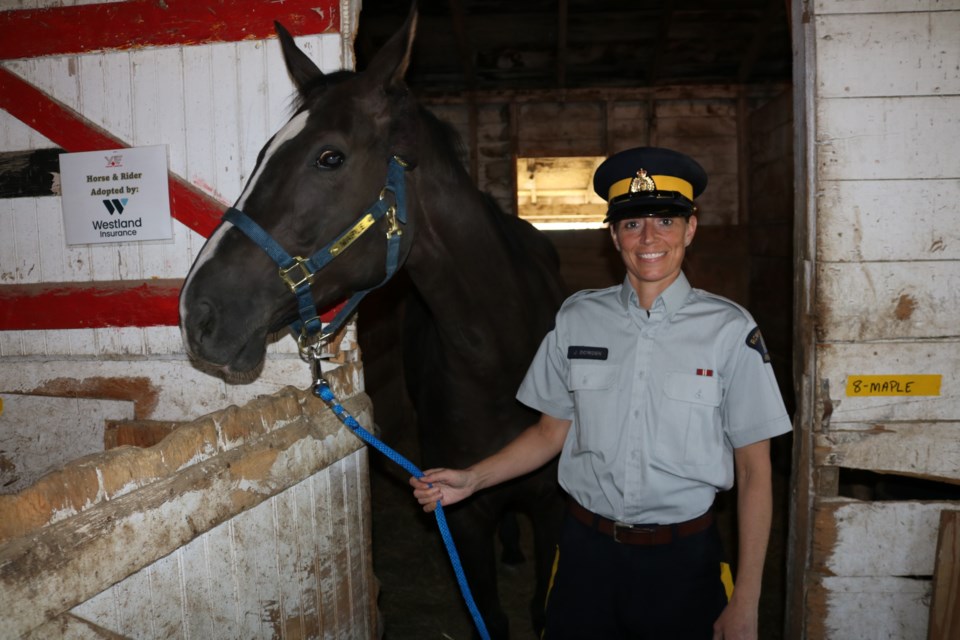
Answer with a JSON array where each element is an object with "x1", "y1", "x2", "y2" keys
[
  {"x1": 275, "y1": 21, "x2": 324, "y2": 94},
  {"x1": 363, "y1": 2, "x2": 418, "y2": 90}
]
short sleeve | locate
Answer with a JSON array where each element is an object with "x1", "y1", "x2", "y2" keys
[
  {"x1": 516, "y1": 323, "x2": 576, "y2": 421},
  {"x1": 721, "y1": 325, "x2": 792, "y2": 448}
]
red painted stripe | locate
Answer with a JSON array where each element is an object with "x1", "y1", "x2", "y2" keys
[
  {"x1": 0, "y1": 0, "x2": 340, "y2": 60},
  {"x1": 0, "y1": 281, "x2": 183, "y2": 330},
  {"x1": 0, "y1": 281, "x2": 343, "y2": 331},
  {"x1": 0, "y1": 67, "x2": 224, "y2": 237}
]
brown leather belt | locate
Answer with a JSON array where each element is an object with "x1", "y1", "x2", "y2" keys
[{"x1": 567, "y1": 498, "x2": 714, "y2": 545}]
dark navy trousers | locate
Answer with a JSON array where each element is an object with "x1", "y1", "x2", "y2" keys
[{"x1": 542, "y1": 511, "x2": 729, "y2": 639}]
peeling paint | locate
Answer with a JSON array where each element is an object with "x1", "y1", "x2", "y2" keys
[{"x1": 894, "y1": 293, "x2": 917, "y2": 321}]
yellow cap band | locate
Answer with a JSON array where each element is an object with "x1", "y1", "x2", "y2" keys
[{"x1": 608, "y1": 175, "x2": 694, "y2": 202}]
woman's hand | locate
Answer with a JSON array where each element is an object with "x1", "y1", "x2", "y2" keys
[{"x1": 410, "y1": 468, "x2": 477, "y2": 512}]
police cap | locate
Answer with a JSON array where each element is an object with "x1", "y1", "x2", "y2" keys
[{"x1": 593, "y1": 147, "x2": 707, "y2": 223}]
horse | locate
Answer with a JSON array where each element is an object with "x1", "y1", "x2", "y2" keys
[{"x1": 178, "y1": 7, "x2": 566, "y2": 638}]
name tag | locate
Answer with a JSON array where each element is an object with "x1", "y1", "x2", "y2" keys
[{"x1": 568, "y1": 346, "x2": 608, "y2": 360}]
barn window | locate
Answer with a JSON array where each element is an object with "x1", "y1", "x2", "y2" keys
[{"x1": 516, "y1": 156, "x2": 608, "y2": 229}]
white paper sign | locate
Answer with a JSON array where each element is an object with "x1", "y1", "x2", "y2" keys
[{"x1": 60, "y1": 145, "x2": 173, "y2": 245}]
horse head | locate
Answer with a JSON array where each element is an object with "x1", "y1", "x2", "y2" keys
[{"x1": 180, "y1": 8, "x2": 421, "y2": 374}]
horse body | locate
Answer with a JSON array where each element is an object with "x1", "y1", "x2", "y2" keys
[{"x1": 180, "y1": 8, "x2": 564, "y2": 638}]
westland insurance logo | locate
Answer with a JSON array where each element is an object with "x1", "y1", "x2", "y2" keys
[{"x1": 103, "y1": 198, "x2": 129, "y2": 215}]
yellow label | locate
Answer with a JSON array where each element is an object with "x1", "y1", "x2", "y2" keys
[{"x1": 846, "y1": 374, "x2": 942, "y2": 397}]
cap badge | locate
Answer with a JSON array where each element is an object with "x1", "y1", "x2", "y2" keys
[{"x1": 629, "y1": 168, "x2": 657, "y2": 194}]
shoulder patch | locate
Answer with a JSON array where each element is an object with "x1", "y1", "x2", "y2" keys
[
  {"x1": 568, "y1": 346, "x2": 608, "y2": 360},
  {"x1": 746, "y1": 327, "x2": 771, "y2": 363}
]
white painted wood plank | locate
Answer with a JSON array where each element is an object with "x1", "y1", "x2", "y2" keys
[
  {"x1": 817, "y1": 96, "x2": 960, "y2": 180},
  {"x1": 348, "y1": 450, "x2": 373, "y2": 636},
  {"x1": 130, "y1": 47, "x2": 185, "y2": 281},
  {"x1": 11, "y1": 196, "x2": 40, "y2": 283},
  {"x1": 236, "y1": 40, "x2": 272, "y2": 191},
  {"x1": 0, "y1": 197, "x2": 19, "y2": 281},
  {"x1": 29, "y1": 55, "x2": 81, "y2": 114},
  {"x1": 817, "y1": 261, "x2": 960, "y2": 341},
  {"x1": 0, "y1": 393, "x2": 134, "y2": 494},
  {"x1": 265, "y1": 36, "x2": 298, "y2": 130},
  {"x1": 818, "y1": 179, "x2": 960, "y2": 262},
  {"x1": 314, "y1": 469, "x2": 342, "y2": 634},
  {"x1": 93, "y1": 325, "x2": 144, "y2": 356},
  {"x1": 209, "y1": 42, "x2": 244, "y2": 205},
  {"x1": 291, "y1": 478, "x2": 322, "y2": 634},
  {"x1": 0, "y1": 356, "x2": 325, "y2": 421},
  {"x1": 98, "y1": 50, "x2": 135, "y2": 146},
  {"x1": 143, "y1": 325, "x2": 186, "y2": 356},
  {"x1": 818, "y1": 341, "x2": 960, "y2": 423},
  {"x1": 817, "y1": 422, "x2": 960, "y2": 481},
  {"x1": 36, "y1": 196, "x2": 66, "y2": 281},
  {"x1": 814, "y1": 500, "x2": 950, "y2": 576},
  {"x1": 0, "y1": 99, "x2": 46, "y2": 151},
  {"x1": 66, "y1": 328, "x2": 98, "y2": 356},
  {"x1": 181, "y1": 44, "x2": 222, "y2": 201},
  {"x1": 18, "y1": 329, "x2": 46, "y2": 356},
  {"x1": 816, "y1": 11, "x2": 960, "y2": 98},
  {"x1": 272, "y1": 486, "x2": 306, "y2": 638},
  {"x1": 815, "y1": 0, "x2": 959, "y2": 14},
  {"x1": 810, "y1": 575, "x2": 931, "y2": 640},
  {"x1": 0, "y1": 333, "x2": 23, "y2": 358}
]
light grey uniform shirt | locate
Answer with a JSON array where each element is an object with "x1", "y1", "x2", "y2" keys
[{"x1": 517, "y1": 272, "x2": 792, "y2": 525}]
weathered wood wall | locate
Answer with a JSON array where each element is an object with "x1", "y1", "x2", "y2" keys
[
  {"x1": 1, "y1": 382, "x2": 376, "y2": 639},
  {"x1": 0, "y1": 0, "x2": 355, "y2": 420},
  {"x1": 0, "y1": 2, "x2": 384, "y2": 637},
  {"x1": 789, "y1": 1, "x2": 960, "y2": 638}
]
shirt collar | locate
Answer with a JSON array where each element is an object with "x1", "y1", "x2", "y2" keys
[{"x1": 619, "y1": 271, "x2": 692, "y2": 316}]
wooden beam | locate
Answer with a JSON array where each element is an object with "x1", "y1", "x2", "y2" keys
[
  {"x1": 929, "y1": 510, "x2": 960, "y2": 640},
  {"x1": 738, "y1": 0, "x2": 782, "y2": 84},
  {"x1": 648, "y1": 1, "x2": 675, "y2": 86},
  {"x1": 445, "y1": 0, "x2": 477, "y2": 90},
  {"x1": 557, "y1": 0, "x2": 568, "y2": 89},
  {"x1": 0, "y1": 280, "x2": 344, "y2": 331},
  {"x1": 0, "y1": 0, "x2": 340, "y2": 60},
  {"x1": 0, "y1": 390, "x2": 369, "y2": 638},
  {"x1": 0, "y1": 280, "x2": 183, "y2": 330}
]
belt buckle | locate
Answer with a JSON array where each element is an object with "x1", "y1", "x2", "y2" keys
[
  {"x1": 613, "y1": 522, "x2": 656, "y2": 543},
  {"x1": 612, "y1": 521, "x2": 657, "y2": 543}
]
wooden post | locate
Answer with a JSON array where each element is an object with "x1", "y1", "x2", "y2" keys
[{"x1": 929, "y1": 510, "x2": 960, "y2": 640}]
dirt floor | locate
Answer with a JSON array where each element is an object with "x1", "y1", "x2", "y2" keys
[{"x1": 369, "y1": 422, "x2": 793, "y2": 640}]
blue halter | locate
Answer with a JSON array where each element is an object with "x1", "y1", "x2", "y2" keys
[{"x1": 223, "y1": 156, "x2": 409, "y2": 350}]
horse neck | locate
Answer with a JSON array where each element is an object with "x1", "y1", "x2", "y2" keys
[
  {"x1": 405, "y1": 170, "x2": 509, "y2": 310},
  {"x1": 401, "y1": 159, "x2": 540, "y2": 360}
]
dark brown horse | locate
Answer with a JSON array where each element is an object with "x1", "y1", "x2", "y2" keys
[{"x1": 179, "y1": 7, "x2": 565, "y2": 638}]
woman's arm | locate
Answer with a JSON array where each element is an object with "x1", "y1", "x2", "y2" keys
[{"x1": 410, "y1": 412, "x2": 571, "y2": 512}]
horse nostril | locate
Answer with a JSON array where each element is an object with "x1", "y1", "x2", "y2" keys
[{"x1": 192, "y1": 300, "x2": 219, "y2": 346}]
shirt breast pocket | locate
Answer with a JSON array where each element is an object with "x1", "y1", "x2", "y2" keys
[
  {"x1": 568, "y1": 363, "x2": 619, "y2": 451},
  {"x1": 655, "y1": 372, "x2": 723, "y2": 466}
]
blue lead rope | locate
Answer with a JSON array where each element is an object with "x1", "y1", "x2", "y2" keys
[{"x1": 312, "y1": 380, "x2": 491, "y2": 640}]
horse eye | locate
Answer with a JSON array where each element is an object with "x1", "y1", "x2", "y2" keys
[{"x1": 314, "y1": 148, "x2": 344, "y2": 170}]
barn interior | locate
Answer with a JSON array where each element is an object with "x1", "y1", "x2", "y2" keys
[{"x1": 353, "y1": 1, "x2": 797, "y2": 638}]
